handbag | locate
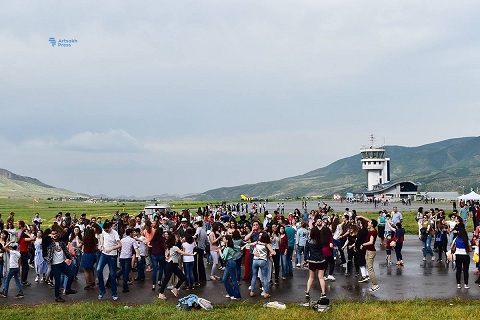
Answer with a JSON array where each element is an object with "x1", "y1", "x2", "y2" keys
[
  {"x1": 451, "y1": 237, "x2": 457, "y2": 254},
  {"x1": 67, "y1": 242, "x2": 76, "y2": 257}
]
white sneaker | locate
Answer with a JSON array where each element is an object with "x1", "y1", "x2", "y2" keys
[
  {"x1": 34, "y1": 276, "x2": 40, "y2": 282},
  {"x1": 225, "y1": 294, "x2": 231, "y2": 298},
  {"x1": 327, "y1": 275, "x2": 336, "y2": 281},
  {"x1": 423, "y1": 257, "x2": 426, "y2": 261},
  {"x1": 369, "y1": 285, "x2": 380, "y2": 292},
  {"x1": 431, "y1": 256, "x2": 435, "y2": 261}
]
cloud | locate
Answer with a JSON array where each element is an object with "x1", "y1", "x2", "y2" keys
[{"x1": 61, "y1": 129, "x2": 144, "y2": 152}]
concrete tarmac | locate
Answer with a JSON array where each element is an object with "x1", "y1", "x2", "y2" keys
[
  {"x1": 2, "y1": 201, "x2": 476, "y2": 306},
  {"x1": 2, "y1": 234, "x2": 478, "y2": 306}
]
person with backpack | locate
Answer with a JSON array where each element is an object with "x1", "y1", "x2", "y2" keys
[
  {"x1": 232, "y1": 230, "x2": 244, "y2": 285},
  {"x1": 218, "y1": 235, "x2": 241, "y2": 300}
]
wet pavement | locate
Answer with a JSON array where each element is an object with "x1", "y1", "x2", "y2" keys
[
  {"x1": 1, "y1": 201, "x2": 476, "y2": 306},
  {"x1": 1, "y1": 234, "x2": 477, "y2": 306}
]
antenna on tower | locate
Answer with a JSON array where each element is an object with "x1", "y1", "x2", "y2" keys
[{"x1": 369, "y1": 134, "x2": 375, "y2": 148}]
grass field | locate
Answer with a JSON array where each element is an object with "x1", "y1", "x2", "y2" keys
[
  {"x1": 0, "y1": 198, "x2": 218, "y2": 225},
  {"x1": 0, "y1": 299, "x2": 478, "y2": 320}
]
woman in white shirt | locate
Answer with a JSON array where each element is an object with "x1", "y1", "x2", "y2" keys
[{"x1": 182, "y1": 232, "x2": 196, "y2": 290}]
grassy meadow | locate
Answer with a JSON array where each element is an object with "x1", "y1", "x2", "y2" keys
[
  {"x1": 0, "y1": 198, "x2": 219, "y2": 225},
  {"x1": 0, "y1": 198, "x2": 461, "y2": 234},
  {"x1": 0, "y1": 299, "x2": 479, "y2": 320}
]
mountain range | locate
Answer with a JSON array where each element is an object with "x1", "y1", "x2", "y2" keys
[
  {"x1": 194, "y1": 136, "x2": 480, "y2": 200},
  {"x1": 0, "y1": 136, "x2": 479, "y2": 200}
]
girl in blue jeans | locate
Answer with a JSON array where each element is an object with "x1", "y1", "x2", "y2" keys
[
  {"x1": 419, "y1": 216, "x2": 435, "y2": 261},
  {"x1": 181, "y1": 233, "x2": 196, "y2": 289},
  {"x1": 250, "y1": 232, "x2": 276, "y2": 298},
  {"x1": 219, "y1": 235, "x2": 241, "y2": 299}
]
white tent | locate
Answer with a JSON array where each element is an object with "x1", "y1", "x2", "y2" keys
[{"x1": 457, "y1": 191, "x2": 480, "y2": 200}]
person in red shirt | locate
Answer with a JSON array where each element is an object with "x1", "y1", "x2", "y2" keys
[
  {"x1": 475, "y1": 203, "x2": 480, "y2": 230},
  {"x1": 17, "y1": 221, "x2": 35, "y2": 286}
]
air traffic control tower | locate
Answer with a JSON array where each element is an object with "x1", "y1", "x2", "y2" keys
[{"x1": 361, "y1": 135, "x2": 390, "y2": 191}]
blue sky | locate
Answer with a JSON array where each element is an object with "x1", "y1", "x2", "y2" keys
[{"x1": 1, "y1": 1, "x2": 479, "y2": 197}]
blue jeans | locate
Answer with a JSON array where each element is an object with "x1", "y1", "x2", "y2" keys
[
  {"x1": 61, "y1": 259, "x2": 77, "y2": 290},
  {"x1": 250, "y1": 259, "x2": 269, "y2": 294},
  {"x1": 223, "y1": 259, "x2": 241, "y2": 298},
  {"x1": 117, "y1": 258, "x2": 132, "y2": 290},
  {"x1": 280, "y1": 252, "x2": 287, "y2": 277},
  {"x1": 151, "y1": 254, "x2": 165, "y2": 285},
  {"x1": 296, "y1": 246, "x2": 305, "y2": 265},
  {"x1": 394, "y1": 242, "x2": 403, "y2": 261},
  {"x1": 235, "y1": 257, "x2": 242, "y2": 282},
  {"x1": 0, "y1": 260, "x2": 4, "y2": 287},
  {"x1": 249, "y1": 251, "x2": 254, "y2": 281},
  {"x1": 3, "y1": 268, "x2": 23, "y2": 296},
  {"x1": 137, "y1": 256, "x2": 145, "y2": 280},
  {"x1": 183, "y1": 261, "x2": 194, "y2": 287},
  {"x1": 286, "y1": 246, "x2": 294, "y2": 274},
  {"x1": 97, "y1": 253, "x2": 118, "y2": 297},
  {"x1": 422, "y1": 235, "x2": 434, "y2": 257},
  {"x1": 449, "y1": 232, "x2": 455, "y2": 247},
  {"x1": 51, "y1": 262, "x2": 74, "y2": 298}
]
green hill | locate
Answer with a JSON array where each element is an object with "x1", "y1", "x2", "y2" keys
[
  {"x1": 195, "y1": 136, "x2": 480, "y2": 200},
  {"x1": 0, "y1": 169, "x2": 84, "y2": 199}
]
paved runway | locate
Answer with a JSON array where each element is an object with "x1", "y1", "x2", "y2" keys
[
  {"x1": 2, "y1": 234, "x2": 477, "y2": 306},
  {"x1": 2, "y1": 201, "x2": 474, "y2": 306}
]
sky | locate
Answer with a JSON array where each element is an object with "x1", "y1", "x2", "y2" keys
[{"x1": 1, "y1": 1, "x2": 480, "y2": 197}]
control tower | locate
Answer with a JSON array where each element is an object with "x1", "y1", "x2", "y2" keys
[{"x1": 361, "y1": 135, "x2": 390, "y2": 191}]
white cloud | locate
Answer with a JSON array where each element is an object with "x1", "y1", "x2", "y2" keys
[
  {"x1": 61, "y1": 130, "x2": 144, "y2": 152},
  {"x1": 0, "y1": 1, "x2": 479, "y2": 196}
]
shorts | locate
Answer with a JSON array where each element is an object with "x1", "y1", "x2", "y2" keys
[{"x1": 308, "y1": 261, "x2": 326, "y2": 271}]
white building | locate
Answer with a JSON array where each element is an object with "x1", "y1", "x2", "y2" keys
[
  {"x1": 359, "y1": 136, "x2": 418, "y2": 200},
  {"x1": 360, "y1": 143, "x2": 390, "y2": 190}
]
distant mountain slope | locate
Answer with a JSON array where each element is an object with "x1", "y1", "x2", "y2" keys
[
  {"x1": 196, "y1": 136, "x2": 480, "y2": 200},
  {"x1": 0, "y1": 169, "x2": 83, "y2": 198}
]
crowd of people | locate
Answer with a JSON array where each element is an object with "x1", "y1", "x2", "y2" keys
[{"x1": 0, "y1": 200, "x2": 478, "y2": 304}]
